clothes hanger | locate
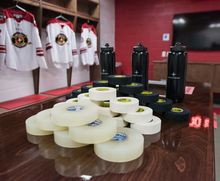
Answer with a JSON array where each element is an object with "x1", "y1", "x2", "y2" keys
[
  {"x1": 56, "y1": 14, "x2": 69, "y2": 21},
  {"x1": 8, "y1": 0, "x2": 27, "y2": 12}
]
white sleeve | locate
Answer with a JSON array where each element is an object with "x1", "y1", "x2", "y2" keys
[
  {"x1": 93, "y1": 34, "x2": 99, "y2": 65},
  {"x1": 0, "y1": 23, "x2": 6, "y2": 70},
  {"x1": 80, "y1": 30, "x2": 88, "y2": 66},
  {"x1": 32, "y1": 25, "x2": 48, "y2": 69},
  {"x1": 71, "y1": 31, "x2": 79, "y2": 68},
  {"x1": 45, "y1": 25, "x2": 53, "y2": 52}
]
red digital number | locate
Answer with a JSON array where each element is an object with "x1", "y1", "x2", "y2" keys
[{"x1": 189, "y1": 116, "x2": 202, "y2": 128}]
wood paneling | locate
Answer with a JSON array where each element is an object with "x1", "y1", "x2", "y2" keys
[{"x1": 153, "y1": 61, "x2": 220, "y2": 93}]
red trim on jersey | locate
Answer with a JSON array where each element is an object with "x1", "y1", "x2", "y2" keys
[
  {"x1": 72, "y1": 49, "x2": 77, "y2": 55},
  {"x1": 36, "y1": 53, "x2": 44, "y2": 56},
  {"x1": 81, "y1": 23, "x2": 96, "y2": 35},
  {"x1": 0, "y1": 47, "x2": 6, "y2": 51},
  {"x1": 46, "y1": 46, "x2": 52, "y2": 51},
  {"x1": 4, "y1": 9, "x2": 37, "y2": 26},
  {"x1": 80, "y1": 48, "x2": 87, "y2": 54},
  {"x1": 47, "y1": 18, "x2": 74, "y2": 30},
  {"x1": 37, "y1": 50, "x2": 44, "y2": 53}
]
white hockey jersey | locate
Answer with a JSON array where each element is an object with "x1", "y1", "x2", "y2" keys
[
  {"x1": 80, "y1": 23, "x2": 99, "y2": 66},
  {"x1": 0, "y1": 11, "x2": 6, "y2": 70},
  {"x1": 4, "y1": 9, "x2": 47, "y2": 71},
  {"x1": 45, "y1": 18, "x2": 78, "y2": 69}
]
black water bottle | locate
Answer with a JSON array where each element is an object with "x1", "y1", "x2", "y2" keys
[
  {"x1": 100, "y1": 43, "x2": 115, "y2": 79},
  {"x1": 132, "y1": 43, "x2": 149, "y2": 89},
  {"x1": 166, "y1": 42, "x2": 187, "y2": 103}
]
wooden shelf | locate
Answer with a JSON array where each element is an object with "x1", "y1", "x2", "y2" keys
[
  {"x1": 19, "y1": 0, "x2": 40, "y2": 7},
  {"x1": 88, "y1": 0, "x2": 99, "y2": 5},
  {"x1": 77, "y1": 0, "x2": 99, "y2": 19},
  {"x1": 42, "y1": 1, "x2": 76, "y2": 16},
  {"x1": 77, "y1": 12, "x2": 99, "y2": 22}
]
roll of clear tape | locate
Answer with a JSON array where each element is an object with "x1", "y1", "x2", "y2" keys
[
  {"x1": 122, "y1": 106, "x2": 153, "y2": 124},
  {"x1": 112, "y1": 116, "x2": 128, "y2": 128},
  {"x1": 69, "y1": 117, "x2": 117, "y2": 144},
  {"x1": 36, "y1": 108, "x2": 67, "y2": 131},
  {"x1": 89, "y1": 87, "x2": 117, "y2": 101},
  {"x1": 97, "y1": 101, "x2": 119, "y2": 117},
  {"x1": 54, "y1": 130, "x2": 87, "y2": 148},
  {"x1": 110, "y1": 97, "x2": 139, "y2": 114},
  {"x1": 25, "y1": 115, "x2": 53, "y2": 136},
  {"x1": 130, "y1": 116, "x2": 161, "y2": 135},
  {"x1": 94, "y1": 128, "x2": 144, "y2": 162},
  {"x1": 51, "y1": 102, "x2": 98, "y2": 127}
]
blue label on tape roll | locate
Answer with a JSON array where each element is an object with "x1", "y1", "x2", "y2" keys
[
  {"x1": 88, "y1": 119, "x2": 102, "y2": 127},
  {"x1": 67, "y1": 105, "x2": 83, "y2": 112},
  {"x1": 112, "y1": 133, "x2": 127, "y2": 141}
]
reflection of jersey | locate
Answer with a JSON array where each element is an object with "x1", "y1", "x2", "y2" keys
[
  {"x1": 46, "y1": 18, "x2": 78, "y2": 69},
  {"x1": 80, "y1": 23, "x2": 99, "y2": 66},
  {"x1": 0, "y1": 11, "x2": 6, "y2": 70},
  {"x1": 4, "y1": 9, "x2": 47, "y2": 71}
]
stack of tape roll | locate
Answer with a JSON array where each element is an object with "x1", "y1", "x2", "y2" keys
[
  {"x1": 108, "y1": 75, "x2": 132, "y2": 86},
  {"x1": 97, "y1": 101, "x2": 118, "y2": 117},
  {"x1": 110, "y1": 97, "x2": 139, "y2": 114},
  {"x1": 77, "y1": 93, "x2": 100, "y2": 106},
  {"x1": 25, "y1": 115, "x2": 53, "y2": 136},
  {"x1": 164, "y1": 107, "x2": 190, "y2": 121},
  {"x1": 69, "y1": 117, "x2": 117, "y2": 144},
  {"x1": 123, "y1": 106, "x2": 153, "y2": 124},
  {"x1": 148, "y1": 98, "x2": 173, "y2": 113},
  {"x1": 135, "y1": 90, "x2": 159, "y2": 104},
  {"x1": 25, "y1": 84, "x2": 164, "y2": 164},
  {"x1": 36, "y1": 109, "x2": 67, "y2": 131},
  {"x1": 130, "y1": 116, "x2": 161, "y2": 135},
  {"x1": 54, "y1": 130, "x2": 87, "y2": 148},
  {"x1": 51, "y1": 102, "x2": 98, "y2": 127},
  {"x1": 112, "y1": 116, "x2": 128, "y2": 128},
  {"x1": 119, "y1": 83, "x2": 144, "y2": 95},
  {"x1": 93, "y1": 80, "x2": 109, "y2": 87},
  {"x1": 94, "y1": 128, "x2": 144, "y2": 162},
  {"x1": 89, "y1": 87, "x2": 116, "y2": 101},
  {"x1": 122, "y1": 106, "x2": 161, "y2": 135}
]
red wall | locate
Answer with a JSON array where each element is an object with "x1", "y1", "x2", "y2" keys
[{"x1": 115, "y1": 0, "x2": 220, "y2": 79}]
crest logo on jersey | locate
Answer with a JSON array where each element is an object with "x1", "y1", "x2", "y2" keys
[
  {"x1": 56, "y1": 33, "x2": 68, "y2": 46},
  {"x1": 12, "y1": 32, "x2": 28, "y2": 48},
  {"x1": 86, "y1": 38, "x2": 92, "y2": 48}
]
